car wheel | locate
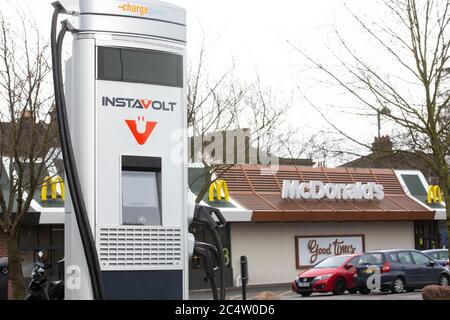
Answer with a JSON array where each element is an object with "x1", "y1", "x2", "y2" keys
[
  {"x1": 439, "y1": 274, "x2": 449, "y2": 287},
  {"x1": 299, "y1": 291, "x2": 312, "y2": 297},
  {"x1": 347, "y1": 288, "x2": 358, "y2": 294},
  {"x1": 358, "y1": 287, "x2": 371, "y2": 295},
  {"x1": 391, "y1": 277, "x2": 405, "y2": 294},
  {"x1": 332, "y1": 278, "x2": 347, "y2": 295}
]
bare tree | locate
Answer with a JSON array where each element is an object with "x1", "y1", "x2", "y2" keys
[
  {"x1": 291, "y1": 0, "x2": 450, "y2": 252},
  {"x1": 188, "y1": 41, "x2": 297, "y2": 203},
  {"x1": 0, "y1": 11, "x2": 60, "y2": 299},
  {"x1": 275, "y1": 128, "x2": 351, "y2": 167},
  {"x1": 187, "y1": 39, "x2": 247, "y2": 203},
  {"x1": 242, "y1": 75, "x2": 285, "y2": 161}
]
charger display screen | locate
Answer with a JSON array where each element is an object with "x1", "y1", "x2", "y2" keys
[{"x1": 121, "y1": 156, "x2": 162, "y2": 226}]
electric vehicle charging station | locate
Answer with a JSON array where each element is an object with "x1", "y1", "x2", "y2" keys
[{"x1": 51, "y1": 0, "x2": 226, "y2": 300}]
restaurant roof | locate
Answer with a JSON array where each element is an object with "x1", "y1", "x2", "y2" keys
[{"x1": 218, "y1": 165, "x2": 435, "y2": 222}]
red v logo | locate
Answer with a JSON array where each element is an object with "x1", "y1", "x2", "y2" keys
[
  {"x1": 125, "y1": 117, "x2": 157, "y2": 145},
  {"x1": 139, "y1": 99, "x2": 153, "y2": 109}
]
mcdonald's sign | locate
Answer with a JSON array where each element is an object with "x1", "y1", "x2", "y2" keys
[
  {"x1": 427, "y1": 185, "x2": 442, "y2": 204},
  {"x1": 41, "y1": 176, "x2": 65, "y2": 201},
  {"x1": 209, "y1": 179, "x2": 229, "y2": 202}
]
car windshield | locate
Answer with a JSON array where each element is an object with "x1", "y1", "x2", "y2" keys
[
  {"x1": 358, "y1": 253, "x2": 384, "y2": 265},
  {"x1": 313, "y1": 256, "x2": 349, "y2": 269},
  {"x1": 427, "y1": 252, "x2": 439, "y2": 260},
  {"x1": 439, "y1": 252, "x2": 449, "y2": 260},
  {"x1": 425, "y1": 250, "x2": 448, "y2": 260}
]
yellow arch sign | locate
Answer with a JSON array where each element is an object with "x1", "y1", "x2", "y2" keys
[
  {"x1": 209, "y1": 179, "x2": 229, "y2": 202},
  {"x1": 41, "y1": 176, "x2": 65, "y2": 201},
  {"x1": 427, "y1": 185, "x2": 442, "y2": 204}
]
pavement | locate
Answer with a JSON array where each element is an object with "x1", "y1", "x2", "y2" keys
[{"x1": 189, "y1": 284, "x2": 423, "y2": 300}]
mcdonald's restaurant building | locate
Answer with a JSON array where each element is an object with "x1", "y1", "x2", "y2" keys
[
  {"x1": 189, "y1": 164, "x2": 448, "y2": 288},
  {"x1": 0, "y1": 159, "x2": 447, "y2": 293}
]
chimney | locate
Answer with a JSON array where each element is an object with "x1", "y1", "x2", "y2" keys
[
  {"x1": 372, "y1": 135, "x2": 393, "y2": 156},
  {"x1": 21, "y1": 110, "x2": 32, "y2": 119}
]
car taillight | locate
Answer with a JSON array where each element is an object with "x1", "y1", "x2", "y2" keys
[
  {"x1": 445, "y1": 261, "x2": 449, "y2": 268},
  {"x1": 381, "y1": 262, "x2": 391, "y2": 273}
]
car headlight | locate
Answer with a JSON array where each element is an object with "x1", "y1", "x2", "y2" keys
[{"x1": 314, "y1": 274, "x2": 332, "y2": 281}]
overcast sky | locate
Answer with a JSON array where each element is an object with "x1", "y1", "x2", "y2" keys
[{"x1": 6, "y1": 0, "x2": 402, "y2": 163}]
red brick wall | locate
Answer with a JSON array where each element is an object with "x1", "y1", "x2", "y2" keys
[
  {"x1": 0, "y1": 231, "x2": 6, "y2": 258},
  {"x1": 7, "y1": 280, "x2": 12, "y2": 300},
  {"x1": 0, "y1": 231, "x2": 13, "y2": 300}
]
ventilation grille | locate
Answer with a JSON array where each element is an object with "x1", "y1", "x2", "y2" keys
[{"x1": 97, "y1": 226, "x2": 182, "y2": 271}]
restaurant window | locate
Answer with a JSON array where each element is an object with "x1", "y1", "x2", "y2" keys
[
  {"x1": 19, "y1": 227, "x2": 38, "y2": 250},
  {"x1": 21, "y1": 251, "x2": 35, "y2": 278},
  {"x1": 19, "y1": 226, "x2": 64, "y2": 279},
  {"x1": 51, "y1": 228, "x2": 64, "y2": 245},
  {"x1": 400, "y1": 174, "x2": 427, "y2": 196},
  {"x1": 39, "y1": 227, "x2": 51, "y2": 248}
]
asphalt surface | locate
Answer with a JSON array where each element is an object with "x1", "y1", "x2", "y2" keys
[{"x1": 189, "y1": 285, "x2": 423, "y2": 300}]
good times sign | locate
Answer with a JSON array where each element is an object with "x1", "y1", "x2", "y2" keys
[{"x1": 295, "y1": 235, "x2": 365, "y2": 268}]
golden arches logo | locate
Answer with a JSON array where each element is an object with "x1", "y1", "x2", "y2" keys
[
  {"x1": 427, "y1": 185, "x2": 442, "y2": 204},
  {"x1": 41, "y1": 176, "x2": 65, "y2": 202},
  {"x1": 209, "y1": 180, "x2": 229, "y2": 202}
]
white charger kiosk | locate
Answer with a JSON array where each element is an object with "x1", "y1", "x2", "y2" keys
[{"x1": 57, "y1": 0, "x2": 189, "y2": 300}]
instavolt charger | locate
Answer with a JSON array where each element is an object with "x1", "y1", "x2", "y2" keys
[{"x1": 51, "y1": 0, "x2": 197, "y2": 300}]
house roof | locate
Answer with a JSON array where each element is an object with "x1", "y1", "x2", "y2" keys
[
  {"x1": 217, "y1": 164, "x2": 435, "y2": 223},
  {"x1": 340, "y1": 136, "x2": 438, "y2": 184}
]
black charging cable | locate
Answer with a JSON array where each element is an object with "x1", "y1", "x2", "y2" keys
[
  {"x1": 51, "y1": 2, "x2": 105, "y2": 300},
  {"x1": 193, "y1": 242, "x2": 221, "y2": 300},
  {"x1": 192, "y1": 205, "x2": 227, "y2": 300}
]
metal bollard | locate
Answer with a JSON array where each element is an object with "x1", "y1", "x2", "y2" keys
[{"x1": 240, "y1": 256, "x2": 248, "y2": 300}]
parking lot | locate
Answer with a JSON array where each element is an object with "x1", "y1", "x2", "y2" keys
[
  {"x1": 283, "y1": 290, "x2": 423, "y2": 300},
  {"x1": 190, "y1": 285, "x2": 423, "y2": 300}
]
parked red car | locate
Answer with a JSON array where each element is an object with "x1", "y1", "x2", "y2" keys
[{"x1": 291, "y1": 254, "x2": 361, "y2": 297}]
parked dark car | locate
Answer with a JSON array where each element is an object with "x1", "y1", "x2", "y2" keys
[
  {"x1": 0, "y1": 257, "x2": 8, "y2": 300},
  {"x1": 423, "y1": 249, "x2": 449, "y2": 270},
  {"x1": 355, "y1": 249, "x2": 450, "y2": 295},
  {"x1": 0, "y1": 258, "x2": 7, "y2": 275}
]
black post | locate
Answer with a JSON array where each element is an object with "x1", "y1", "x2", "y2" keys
[
  {"x1": 0, "y1": 262, "x2": 7, "y2": 301},
  {"x1": 240, "y1": 256, "x2": 248, "y2": 300}
]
